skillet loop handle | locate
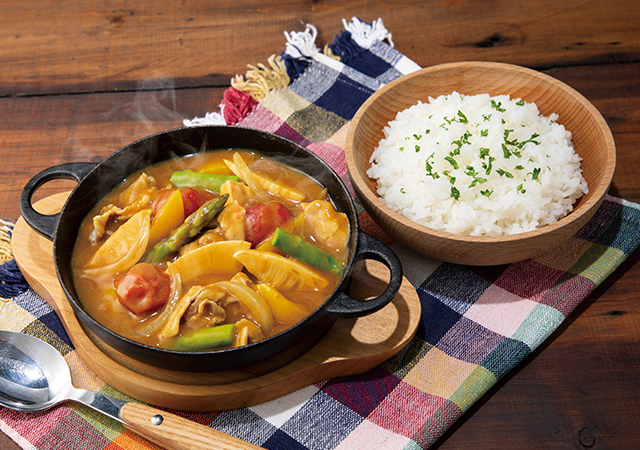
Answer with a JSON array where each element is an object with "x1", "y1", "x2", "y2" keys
[
  {"x1": 325, "y1": 232, "x2": 403, "y2": 318},
  {"x1": 20, "y1": 162, "x2": 96, "y2": 240}
]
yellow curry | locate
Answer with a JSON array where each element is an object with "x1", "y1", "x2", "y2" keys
[{"x1": 71, "y1": 150, "x2": 349, "y2": 351}]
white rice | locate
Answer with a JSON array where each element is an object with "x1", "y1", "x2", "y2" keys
[{"x1": 366, "y1": 92, "x2": 588, "y2": 236}]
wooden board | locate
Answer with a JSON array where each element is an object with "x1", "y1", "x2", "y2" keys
[{"x1": 11, "y1": 192, "x2": 421, "y2": 412}]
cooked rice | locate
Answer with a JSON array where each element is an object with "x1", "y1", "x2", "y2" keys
[{"x1": 367, "y1": 92, "x2": 588, "y2": 236}]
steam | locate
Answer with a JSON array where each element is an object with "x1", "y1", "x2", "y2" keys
[{"x1": 103, "y1": 73, "x2": 188, "y2": 143}]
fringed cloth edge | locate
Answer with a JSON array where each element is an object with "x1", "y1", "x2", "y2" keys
[{"x1": 183, "y1": 17, "x2": 394, "y2": 127}]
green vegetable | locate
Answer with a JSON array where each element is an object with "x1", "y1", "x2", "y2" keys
[
  {"x1": 450, "y1": 185, "x2": 461, "y2": 201},
  {"x1": 530, "y1": 167, "x2": 541, "y2": 180},
  {"x1": 170, "y1": 170, "x2": 238, "y2": 192},
  {"x1": 271, "y1": 228, "x2": 343, "y2": 274},
  {"x1": 445, "y1": 155, "x2": 459, "y2": 169},
  {"x1": 145, "y1": 194, "x2": 229, "y2": 264},
  {"x1": 490, "y1": 100, "x2": 506, "y2": 112},
  {"x1": 171, "y1": 324, "x2": 235, "y2": 351}
]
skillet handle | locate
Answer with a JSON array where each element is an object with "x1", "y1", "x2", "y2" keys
[
  {"x1": 20, "y1": 162, "x2": 96, "y2": 240},
  {"x1": 325, "y1": 232, "x2": 403, "y2": 318}
]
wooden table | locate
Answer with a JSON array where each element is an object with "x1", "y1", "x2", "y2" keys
[{"x1": 1, "y1": 1, "x2": 639, "y2": 448}]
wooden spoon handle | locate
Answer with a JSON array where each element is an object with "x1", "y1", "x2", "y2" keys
[{"x1": 120, "y1": 402, "x2": 262, "y2": 449}]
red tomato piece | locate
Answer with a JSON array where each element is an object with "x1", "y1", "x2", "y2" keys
[
  {"x1": 181, "y1": 188, "x2": 213, "y2": 217},
  {"x1": 115, "y1": 263, "x2": 171, "y2": 315},
  {"x1": 245, "y1": 201, "x2": 292, "y2": 247}
]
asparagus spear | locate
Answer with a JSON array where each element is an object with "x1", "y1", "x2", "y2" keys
[
  {"x1": 171, "y1": 323, "x2": 235, "y2": 351},
  {"x1": 145, "y1": 194, "x2": 229, "y2": 264},
  {"x1": 271, "y1": 227, "x2": 343, "y2": 274},
  {"x1": 170, "y1": 170, "x2": 238, "y2": 192}
]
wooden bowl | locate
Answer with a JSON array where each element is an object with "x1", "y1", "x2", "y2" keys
[{"x1": 345, "y1": 61, "x2": 616, "y2": 266}]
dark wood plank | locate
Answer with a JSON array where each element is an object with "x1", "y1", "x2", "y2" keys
[
  {"x1": 1, "y1": 86, "x2": 224, "y2": 220},
  {"x1": 1, "y1": 0, "x2": 639, "y2": 96}
]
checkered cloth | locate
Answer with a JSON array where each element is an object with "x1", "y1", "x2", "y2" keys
[{"x1": 2, "y1": 18, "x2": 640, "y2": 450}]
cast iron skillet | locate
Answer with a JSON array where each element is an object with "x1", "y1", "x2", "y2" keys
[{"x1": 20, "y1": 126, "x2": 403, "y2": 372}]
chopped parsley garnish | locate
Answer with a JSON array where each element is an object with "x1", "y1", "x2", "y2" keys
[
  {"x1": 481, "y1": 189, "x2": 493, "y2": 197},
  {"x1": 491, "y1": 100, "x2": 506, "y2": 112},
  {"x1": 450, "y1": 186, "x2": 461, "y2": 201},
  {"x1": 502, "y1": 143, "x2": 512, "y2": 158},
  {"x1": 445, "y1": 155, "x2": 459, "y2": 169},
  {"x1": 516, "y1": 99, "x2": 525, "y2": 106},
  {"x1": 465, "y1": 166, "x2": 488, "y2": 188},
  {"x1": 425, "y1": 153, "x2": 439, "y2": 179},
  {"x1": 530, "y1": 167, "x2": 541, "y2": 180},
  {"x1": 415, "y1": 144, "x2": 421, "y2": 153},
  {"x1": 482, "y1": 156, "x2": 496, "y2": 175},
  {"x1": 457, "y1": 110, "x2": 468, "y2": 124},
  {"x1": 517, "y1": 183, "x2": 526, "y2": 194},
  {"x1": 480, "y1": 129, "x2": 489, "y2": 137},
  {"x1": 496, "y1": 168, "x2": 514, "y2": 178}
]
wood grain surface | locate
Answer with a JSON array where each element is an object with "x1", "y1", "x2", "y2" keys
[{"x1": 1, "y1": 0, "x2": 639, "y2": 448}]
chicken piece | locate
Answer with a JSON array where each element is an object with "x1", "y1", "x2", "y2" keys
[
  {"x1": 220, "y1": 179, "x2": 255, "y2": 208},
  {"x1": 301, "y1": 200, "x2": 349, "y2": 254},
  {"x1": 184, "y1": 291, "x2": 228, "y2": 330},
  {"x1": 216, "y1": 200, "x2": 246, "y2": 241},
  {"x1": 178, "y1": 229, "x2": 225, "y2": 255},
  {"x1": 159, "y1": 284, "x2": 227, "y2": 338},
  {"x1": 234, "y1": 318, "x2": 265, "y2": 347},
  {"x1": 89, "y1": 173, "x2": 159, "y2": 243}
]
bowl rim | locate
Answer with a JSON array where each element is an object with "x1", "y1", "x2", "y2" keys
[{"x1": 345, "y1": 61, "x2": 616, "y2": 243}]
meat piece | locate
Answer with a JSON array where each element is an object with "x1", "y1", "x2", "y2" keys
[{"x1": 115, "y1": 263, "x2": 171, "y2": 315}]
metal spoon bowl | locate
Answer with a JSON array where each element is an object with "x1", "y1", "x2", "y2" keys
[{"x1": 0, "y1": 330, "x2": 260, "y2": 449}]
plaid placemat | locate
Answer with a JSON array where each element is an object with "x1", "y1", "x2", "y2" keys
[{"x1": 2, "y1": 18, "x2": 640, "y2": 450}]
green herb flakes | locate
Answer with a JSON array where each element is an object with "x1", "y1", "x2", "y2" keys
[
  {"x1": 450, "y1": 186, "x2": 461, "y2": 201},
  {"x1": 445, "y1": 155, "x2": 458, "y2": 169},
  {"x1": 491, "y1": 100, "x2": 506, "y2": 112}
]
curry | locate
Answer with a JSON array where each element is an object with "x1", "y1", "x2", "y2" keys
[{"x1": 71, "y1": 150, "x2": 350, "y2": 352}]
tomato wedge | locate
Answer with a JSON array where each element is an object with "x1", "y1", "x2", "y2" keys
[{"x1": 245, "y1": 201, "x2": 292, "y2": 247}]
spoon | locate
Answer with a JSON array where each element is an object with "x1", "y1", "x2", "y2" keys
[{"x1": 0, "y1": 330, "x2": 261, "y2": 450}]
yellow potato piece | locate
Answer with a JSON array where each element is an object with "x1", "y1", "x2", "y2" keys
[
  {"x1": 233, "y1": 249, "x2": 329, "y2": 292},
  {"x1": 256, "y1": 283, "x2": 307, "y2": 324},
  {"x1": 84, "y1": 209, "x2": 151, "y2": 276},
  {"x1": 173, "y1": 240, "x2": 251, "y2": 283},
  {"x1": 200, "y1": 160, "x2": 235, "y2": 176},
  {"x1": 148, "y1": 189, "x2": 184, "y2": 247}
]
